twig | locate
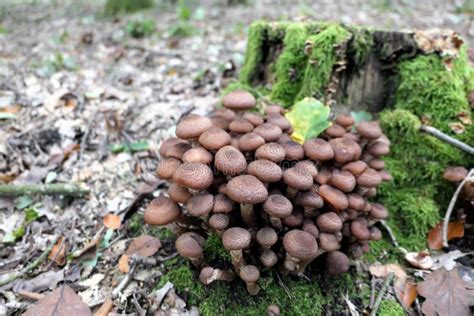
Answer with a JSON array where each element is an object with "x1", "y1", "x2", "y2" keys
[
  {"x1": 112, "y1": 257, "x2": 137, "y2": 298},
  {"x1": 93, "y1": 297, "x2": 113, "y2": 316},
  {"x1": 379, "y1": 220, "x2": 407, "y2": 255},
  {"x1": 369, "y1": 277, "x2": 376, "y2": 309},
  {"x1": 420, "y1": 125, "x2": 474, "y2": 155},
  {"x1": 17, "y1": 290, "x2": 45, "y2": 301},
  {"x1": 370, "y1": 272, "x2": 395, "y2": 316},
  {"x1": 275, "y1": 271, "x2": 293, "y2": 300},
  {"x1": 442, "y1": 168, "x2": 474, "y2": 247},
  {"x1": 0, "y1": 183, "x2": 89, "y2": 197},
  {"x1": 0, "y1": 237, "x2": 57, "y2": 287}
]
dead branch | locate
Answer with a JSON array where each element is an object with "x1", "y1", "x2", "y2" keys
[
  {"x1": 0, "y1": 183, "x2": 89, "y2": 197},
  {"x1": 420, "y1": 125, "x2": 474, "y2": 155},
  {"x1": 370, "y1": 272, "x2": 395, "y2": 316}
]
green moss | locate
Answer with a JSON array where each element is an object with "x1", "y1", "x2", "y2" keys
[
  {"x1": 240, "y1": 21, "x2": 268, "y2": 85},
  {"x1": 270, "y1": 24, "x2": 309, "y2": 106},
  {"x1": 296, "y1": 25, "x2": 351, "y2": 102},
  {"x1": 378, "y1": 299, "x2": 405, "y2": 316},
  {"x1": 104, "y1": 0, "x2": 153, "y2": 16},
  {"x1": 204, "y1": 233, "x2": 231, "y2": 262},
  {"x1": 128, "y1": 213, "x2": 174, "y2": 239},
  {"x1": 157, "y1": 265, "x2": 205, "y2": 306},
  {"x1": 348, "y1": 27, "x2": 374, "y2": 67}
]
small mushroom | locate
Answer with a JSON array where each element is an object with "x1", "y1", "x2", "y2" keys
[
  {"x1": 283, "y1": 167, "x2": 313, "y2": 197},
  {"x1": 265, "y1": 105, "x2": 284, "y2": 115},
  {"x1": 368, "y1": 158, "x2": 385, "y2": 170},
  {"x1": 283, "y1": 229, "x2": 318, "y2": 273},
  {"x1": 281, "y1": 140, "x2": 305, "y2": 161},
  {"x1": 318, "y1": 185, "x2": 349, "y2": 210},
  {"x1": 144, "y1": 196, "x2": 181, "y2": 226},
  {"x1": 369, "y1": 203, "x2": 388, "y2": 220},
  {"x1": 199, "y1": 266, "x2": 235, "y2": 285},
  {"x1": 182, "y1": 147, "x2": 213, "y2": 164},
  {"x1": 239, "y1": 132, "x2": 265, "y2": 152},
  {"x1": 222, "y1": 90, "x2": 256, "y2": 112},
  {"x1": 156, "y1": 158, "x2": 181, "y2": 180},
  {"x1": 260, "y1": 249, "x2": 278, "y2": 268},
  {"x1": 208, "y1": 213, "x2": 230, "y2": 235},
  {"x1": 325, "y1": 251, "x2": 350, "y2": 276},
  {"x1": 266, "y1": 113, "x2": 291, "y2": 131},
  {"x1": 316, "y1": 212, "x2": 343, "y2": 233},
  {"x1": 296, "y1": 189, "x2": 324, "y2": 218},
  {"x1": 330, "y1": 138, "x2": 361, "y2": 165},
  {"x1": 351, "y1": 221, "x2": 370, "y2": 241},
  {"x1": 240, "y1": 265, "x2": 260, "y2": 295},
  {"x1": 168, "y1": 183, "x2": 193, "y2": 203},
  {"x1": 175, "y1": 232, "x2": 206, "y2": 267},
  {"x1": 335, "y1": 114, "x2": 355, "y2": 130},
  {"x1": 165, "y1": 142, "x2": 191, "y2": 160},
  {"x1": 302, "y1": 219, "x2": 319, "y2": 238},
  {"x1": 318, "y1": 233, "x2": 340, "y2": 252},
  {"x1": 347, "y1": 193, "x2": 366, "y2": 211},
  {"x1": 263, "y1": 194, "x2": 293, "y2": 228},
  {"x1": 198, "y1": 127, "x2": 231, "y2": 151},
  {"x1": 229, "y1": 118, "x2": 254, "y2": 134},
  {"x1": 247, "y1": 159, "x2": 283, "y2": 184},
  {"x1": 267, "y1": 305, "x2": 280, "y2": 316},
  {"x1": 212, "y1": 193, "x2": 234, "y2": 213},
  {"x1": 173, "y1": 162, "x2": 214, "y2": 192},
  {"x1": 222, "y1": 227, "x2": 251, "y2": 272},
  {"x1": 186, "y1": 193, "x2": 214, "y2": 219},
  {"x1": 443, "y1": 166, "x2": 468, "y2": 182},
  {"x1": 254, "y1": 123, "x2": 283, "y2": 142},
  {"x1": 356, "y1": 121, "x2": 382, "y2": 140},
  {"x1": 256, "y1": 227, "x2": 278, "y2": 249},
  {"x1": 303, "y1": 138, "x2": 334, "y2": 162},
  {"x1": 369, "y1": 226, "x2": 382, "y2": 241},
  {"x1": 214, "y1": 145, "x2": 247, "y2": 176},
  {"x1": 367, "y1": 141, "x2": 390, "y2": 157},
  {"x1": 243, "y1": 112, "x2": 264, "y2": 126},
  {"x1": 159, "y1": 137, "x2": 187, "y2": 157},
  {"x1": 176, "y1": 114, "x2": 213, "y2": 140},
  {"x1": 315, "y1": 167, "x2": 332, "y2": 185},
  {"x1": 227, "y1": 175, "x2": 268, "y2": 227},
  {"x1": 329, "y1": 170, "x2": 356, "y2": 193},
  {"x1": 342, "y1": 160, "x2": 368, "y2": 176},
  {"x1": 357, "y1": 168, "x2": 382, "y2": 188},
  {"x1": 282, "y1": 211, "x2": 304, "y2": 227},
  {"x1": 255, "y1": 143, "x2": 286, "y2": 163},
  {"x1": 325, "y1": 124, "x2": 346, "y2": 138},
  {"x1": 212, "y1": 107, "x2": 236, "y2": 121}
]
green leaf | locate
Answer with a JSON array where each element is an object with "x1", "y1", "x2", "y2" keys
[
  {"x1": 12, "y1": 226, "x2": 25, "y2": 240},
  {"x1": 285, "y1": 97, "x2": 331, "y2": 143},
  {"x1": 15, "y1": 196, "x2": 34, "y2": 209},
  {"x1": 109, "y1": 140, "x2": 149, "y2": 154},
  {"x1": 25, "y1": 208, "x2": 39, "y2": 224}
]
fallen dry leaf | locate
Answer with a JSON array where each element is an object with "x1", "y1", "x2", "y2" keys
[
  {"x1": 23, "y1": 285, "x2": 91, "y2": 316},
  {"x1": 449, "y1": 122, "x2": 465, "y2": 134},
  {"x1": 458, "y1": 111, "x2": 472, "y2": 125},
  {"x1": 73, "y1": 227, "x2": 105, "y2": 259},
  {"x1": 428, "y1": 220, "x2": 464, "y2": 250},
  {"x1": 405, "y1": 251, "x2": 433, "y2": 270},
  {"x1": 431, "y1": 250, "x2": 473, "y2": 271},
  {"x1": 103, "y1": 214, "x2": 121, "y2": 230},
  {"x1": 397, "y1": 281, "x2": 417, "y2": 308},
  {"x1": 93, "y1": 297, "x2": 113, "y2": 316},
  {"x1": 369, "y1": 263, "x2": 407, "y2": 283},
  {"x1": 125, "y1": 235, "x2": 161, "y2": 257},
  {"x1": 417, "y1": 266, "x2": 474, "y2": 316},
  {"x1": 118, "y1": 254, "x2": 130, "y2": 273},
  {"x1": 49, "y1": 236, "x2": 68, "y2": 266}
]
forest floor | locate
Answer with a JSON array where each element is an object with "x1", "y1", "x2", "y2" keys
[{"x1": 0, "y1": 1, "x2": 473, "y2": 315}]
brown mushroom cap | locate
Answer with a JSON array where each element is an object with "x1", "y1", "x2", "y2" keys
[
  {"x1": 281, "y1": 140, "x2": 305, "y2": 161},
  {"x1": 186, "y1": 193, "x2": 214, "y2": 217},
  {"x1": 443, "y1": 166, "x2": 468, "y2": 182},
  {"x1": 173, "y1": 162, "x2": 214, "y2": 190},
  {"x1": 213, "y1": 193, "x2": 234, "y2": 213},
  {"x1": 325, "y1": 124, "x2": 346, "y2": 138},
  {"x1": 256, "y1": 227, "x2": 278, "y2": 248},
  {"x1": 260, "y1": 249, "x2": 278, "y2": 268},
  {"x1": 304, "y1": 138, "x2": 334, "y2": 162},
  {"x1": 247, "y1": 159, "x2": 283, "y2": 183},
  {"x1": 229, "y1": 118, "x2": 254, "y2": 134},
  {"x1": 159, "y1": 137, "x2": 187, "y2": 157},
  {"x1": 222, "y1": 90, "x2": 256, "y2": 111},
  {"x1": 367, "y1": 141, "x2": 390, "y2": 157},
  {"x1": 265, "y1": 105, "x2": 284, "y2": 115},
  {"x1": 175, "y1": 232, "x2": 205, "y2": 258},
  {"x1": 222, "y1": 227, "x2": 251, "y2": 250},
  {"x1": 319, "y1": 185, "x2": 349, "y2": 210},
  {"x1": 165, "y1": 142, "x2": 192, "y2": 159},
  {"x1": 351, "y1": 221, "x2": 370, "y2": 240},
  {"x1": 168, "y1": 183, "x2": 193, "y2": 203},
  {"x1": 254, "y1": 123, "x2": 283, "y2": 142},
  {"x1": 144, "y1": 196, "x2": 181, "y2": 226},
  {"x1": 278, "y1": 133, "x2": 292, "y2": 144},
  {"x1": 325, "y1": 251, "x2": 350, "y2": 276},
  {"x1": 357, "y1": 168, "x2": 383, "y2": 188},
  {"x1": 318, "y1": 233, "x2": 340, "y2": 251},
  {"x1": 283, "y1": 167, "x2": 313, "y2": 191},
  {"x1": 342, "y1": 160, "x2": 368, "y2": 176},
  {"x1": 296, "y1": 190, "x2": 324, "y2": 210},
  {"x1": 316, "y1": 212, "x2": 343, "y2": 233},
  {"x1": 255, "y1": 142, "x2": 286, "y2": 163},
  {"x1": 347, "y1": 193, "x2": 366, "y2": 211},
  {"x1": 266, "y1": 114, "x2": 291, "y2": 131},
  {"x1": 263, "y1": 194, "x2": 293, "y2": 218},
  {"x1": 356, "y1": 121, "x2": 382, "y2": 139},
  {"x1": 198, "y1": 127, "x2": 231, "y2": 151},
  {"x1": 330, "y1": 138, "x2": 361, "y2": 165},
  {"x1": 342, "y1": 132, "x2": 360, "y2": 142},
  {"x1": 295, "y1": 160, "x2": 318, "y2": 180},
  {"x1": 283, "y1": 230, "x2": 318, "y2": 260},
  {"x1": 282, "y1": 211, "x2": 304, "y2": 227},
  {"x1": 369, "y1": 226, "x2": 382, "y2": 241},
  {"x1": 210, "y1": 115, "x2": 230, "y2": 131},
  {"x1": 156, "y1": 158, "x2": 181, "y2": 180},
  {"x1": 214, "y1": 145, "x2": 247, "y2": 176},
  {"x1": 330, "y1": 170, "x2": 356, "y2": 193},
  {"x1": 302, "y1": 219, "x2": 320, "y2": 238},
  {"x1": 181, "y1": 146, "x2": 213, "y2": 165},
  {"x1": 243, "y1": 112, "x2": 264, "y2": 126},
  {"x1": 239, "y1": 265, "x2": 260, "y2": 283},
  {"x1": 227, "y1": 175, "x2": 268, "y2": 204},
  {"x1": 239, "y1": 132, "x2": 265, "y2": 152},
  {"x1": 209, "y1": 213, "x2": 230, "y2": 231},
  {"x1": 176, "y1": 114, "x2": 213, "y2": 140},
  {"x1": 212, "y1": 108, "x2": 236, "y2": 121},
  {"x1": 369, "y1": 203, "x2": 388, "y2": 219},
  {"x1": 368, "y1": 159, "x2": 385, "y2": 170},
  {"x1": 379, "y1": 170, "x2": 393, "y2": 182},
  {"x1": 335, "y1": 114, "x2": 355, "y2": 128},
  {"x1": 315, "y1": 167, "x2": 332, "y2": 185}
]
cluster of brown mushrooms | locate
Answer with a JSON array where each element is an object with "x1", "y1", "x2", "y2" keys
[{"x1": 144, "y1": 90, "x2": 391, "y2": 295}]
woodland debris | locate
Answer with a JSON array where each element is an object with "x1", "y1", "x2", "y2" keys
[{"x1": 0, "y1": 183, "x2": 89, "y2": 197}]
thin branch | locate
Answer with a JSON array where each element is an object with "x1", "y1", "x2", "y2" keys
[
  {"x1": 370, "y1": 272, "x2": 395, "y2": 316},
  {"x1": 0, "y1": 183, "x2": 89, "y2": 197},
  {"x1": 0, "y1": 237, "x2": 57, "y2": 287},
  {"x1": 420, "y1": 125, "x2": 474, "y2": 155},
  {"x1": 442, "y1": 168, "x2": 474, "y2": 247},
  {"x1": 112, "y1": 257, "x2": 137, "y2": 298}
]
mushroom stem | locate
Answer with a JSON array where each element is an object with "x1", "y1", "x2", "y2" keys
[
  {"x1": 230, "y1": 250, "x2": 245, "y2": 273},
  {"x1": 199, "y1": 267, "x2": 235, "y2": 285},
  {"x1": 283, "y1": 252, "x2": 299, "y2": 273},
  {"x1": 240, "y1": 203, "x2": 256, "y2": 227},
  {"x1": 245, "y1": 281, "x2": 260, "y2": 296},
  {"x1": 269, "y1": 216, "x2": 283, "y2": 229},
  {"x1": 189, "y1": 255, "x2": 205, "y2": 268}
]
